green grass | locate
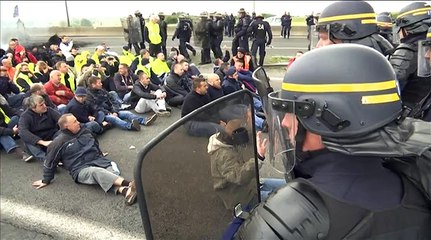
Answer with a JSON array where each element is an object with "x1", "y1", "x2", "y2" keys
[
  {"x1": 292, "y1": 17, "x2": 306, "y2": 27},
  {"x1": 268, "y1": 56, "x2": 293, "y2": 64}
]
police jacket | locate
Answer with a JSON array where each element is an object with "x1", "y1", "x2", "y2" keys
[
  {"x1": 390, "y1": 32, "x2": 431, "y2": 113},
  {"x1": 247, "y1": 19, "x2": 272, "y2": 44},
  {"x1": 211, "y1": 18, "x2": 224, "y2": 38},
  {"x1": 235, "y1": 150, "x2": 431, "y2": 239},
  {"x1": 173, "y1": 20, "x2": 192, "y2": 41},
  {"x1": 42, "y1": 127, "x2": 112, "y2": 184},
  {"x1": 159, "y1": 20, "x2": 168, "y2": 42},
  {"x1": 234, "y1": 16, "x2": 251, "y2": 37}
]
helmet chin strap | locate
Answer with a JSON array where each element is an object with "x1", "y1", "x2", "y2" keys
[{"x1": 294, "y1": 122, "x2": 308, "y2": 162}]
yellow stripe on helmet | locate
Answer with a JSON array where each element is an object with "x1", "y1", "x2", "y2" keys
[
  {"x1": 361, "y1": 19, "x2": 377, "y2": 24},
  {"x1": 397, "y1": 7, "x2": 431, "y2": 19},
  {"x1": 361, "y1": 93, "x2": 400, "y2": 105},
  {"x1": 282, "y1": 80, "x2": 397, "y2": 93},
  {"x1": 319, "y1": 13, "x2": 376, "y2": 23}
]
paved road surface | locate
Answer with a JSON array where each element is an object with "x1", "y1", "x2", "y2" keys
[{"x1": 0, "y1": 36, "x2": 306, "y2": 239}]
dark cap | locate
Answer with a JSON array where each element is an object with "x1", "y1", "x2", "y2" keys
[
  {"x1": 226, "y1": 66, "x2": 237, "y2": 76},
  {"x1": 74, "y1": 86, "x2": 87, "y2": 96},
  {"x1": 123, "y1": 45, "x2": 130, "y2": 51}
]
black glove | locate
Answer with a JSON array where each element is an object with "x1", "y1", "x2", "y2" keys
[
  {"x1": 266, "y1": 41, "x2": 271, "y2": 46},
  {"x1": 171, "y1": 36, "x2": 175, "y2": 41}
]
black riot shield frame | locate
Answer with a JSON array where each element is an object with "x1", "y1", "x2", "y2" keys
[
  {"x1": 134, "y1": 90, "x2": 260, "y2": 240},
  {"x1": 252, "y1": 66, "x2": 274, "y2": 115}
]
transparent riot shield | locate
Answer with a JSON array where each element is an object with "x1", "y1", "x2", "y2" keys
[
  {"x1": 252, "y1": 66, "x2": 274, "y2": 115},
  {"x1": 309, "y1": 25, "x2": 320, "y2": 50},
  {"x1": 135, "y1": 90, "x2": 260, "y2": 240}
]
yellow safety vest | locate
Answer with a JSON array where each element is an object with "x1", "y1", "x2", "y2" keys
[
  {"x1": 0, "y1": 107, "x2": 10, "y2": 124},
  {"x1": 28, "y1": 62, "x2": 35, "y2": 72},
  {"x1": 135, "y1": 65, "x2": 151, "y2": 76},
  {"x1": 91, "y1": 52, "x2": 101, "y2": 65},
  {"x1": 151, "y1": 59, "x2": 170, "y2": 76},
  {"x1": 146, "y1": 21, "x2": 162, "y2": 44},
  {"x1": 119, "y1": 50, "x2": 134, "y2": 66},
  {"x1": 15, "y1": 72, "x2": 33, "y2": 92},
  {"x1": 74, "y1": 53, "x2": 89, "y2": 74},
  {"x1": 61, "y1": 71, "x2": 76, "y2": 92}
]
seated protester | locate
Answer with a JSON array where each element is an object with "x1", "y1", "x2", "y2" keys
[
  {"x1": 181, "y1": 59, "x2": 201, "y2": 81},
  {"x1": 22, "y1": 83, "x2": 57, "y2": 111},
  {"x1": 130, "y1": 49, "x2": 153, "y2": 75},
  {"x1": 18, "y1": 95, "x2": 61, "y2": 161},
  {"x1": 207, "y1": 73, "x2": 224, "y2": 101},
  {"x1": 74, "y1": 50, "x2": 91, "y2": 75},
  {"x1": 166, "y1": 47, "x2": 180, "y2": 69},
  {"x1": 181, "y1": 77, "x2": 224, "y2": 137},
  {"x1": 113, "y1": 63, "x2": 138, "y2": 103},
  {"x1": 207, "y1": 119, "x2": 284, "y2": 210},
  {"x1": 222, "y1": 67, "x2": 242, "y2": 95},
  {"x1": 91, "y1": 45, "x2": 106, "y2": 65},
  {"x1": 59, "y1": 35, "x2": 74, "y2": 64},
  {"x1": 230, "y1": 47, "x2": 255, "y2": 72},
  {"x1": 34, "y1": 61, "x2": 51, "y2": 84},
  {"x1": 65, "y1": 87, "x2": 109, "y2": 135},
  {"x1": 44, "y1": 70, "x2": 74, "y2": 108},
  {"x1": 222, "y1": 67, "x2": 267, "y2": 131},
  {"x1": 0, "y1": 100, "x2": 33, "y2": 161},
  {"x1": 130, "y1": 72, "x2": 170, "y2": 117},
  {"x1": 151, "y1": 52, "x2": 171, "y2": 82},
  {"x1": 86, "y1": 76, "x2": 157, "y2": 131},
  {"x1": 234, "y1": 60, "x2": 257, "y2": 93},
  {"x1": 215, "y1": 62, "x2": 229, "y2": 84},
  {"x1": 55, "y1": 61, "x2": 77, "y2": 92},
  {"x1": 68, "y1": 46, "x2": 80, "y2": 68},
  {"x1": 13, "y1": 62, "x2": 38, "y2": 93},
  {"x1": 165, "y1": 62, "x2": 189, "y2": 107},
  {"x1": 100, "y1": 55, "x2": 119, "y2": 78},
  {"x1": 48, "y1": 44, "x2": 65, "y2": 67},
  {"x1": 169, "y1": 54, "x2": 185, "y2": 73},
  {"x1": 0, "y1": 65, "x2": 24, "y2": 108},
  {"x1": 2, "y1": 58, "x2": 16, "y2": 81},
  {"x1": 76, "y1": 63, "x2": 107, "y2": 89},
  {"x1": 14, "y1": 44, "x2": 37, "y2": 65},
  {"x1": 32, "y1": 114, "x2": 138, "y2": 206},
  {"x1": 213, "y1": 58, "x2": 224, "y2": 73},
  {"x1": 118, "y1": 45, "x2": 135, "y2": 67}
]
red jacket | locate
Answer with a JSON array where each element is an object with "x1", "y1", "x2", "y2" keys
[{"x1": 44, "y1": 81, "x2": 74, "y2": 106}]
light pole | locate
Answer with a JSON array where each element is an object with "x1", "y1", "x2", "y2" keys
[{"x1": 65, "y1": 0, "x2": 71, "y2": 27}]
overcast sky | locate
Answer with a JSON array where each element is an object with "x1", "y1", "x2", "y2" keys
[{"x1": 0, "y1": 1, "x2": 416, "y2": 27}]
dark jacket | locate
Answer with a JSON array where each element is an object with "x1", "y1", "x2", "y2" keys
[
  {"x1": 165, "y1": 73, "x2": 189, "y2": 97},
  {"x1": 112, "y1": 72, "x2": 139, "y2": 98},
  {"x1": 208, "y1": 85, "x2": 224, "y2": 101},
  {"x1": 18, "y1": 107, "x2": 61, "y2": 145},
  {"x1": 129, "y1": 81, "x2": 163, "y2": 105},
  {"x1": 181, "y1": 91, "x2": 212, "y2": 118},
  {"x1": 222, "y1": 77, "x2": 242, "y2": 95},
  {"x1": 86, "y1": 87, "x2": 119, "y2": 114},
  {"x1": 42, "y1": 127, "x2": 111, "y2": 184},
  {"x1": 65, "y1": 98, "x2": 97, "y2": 123},
  {"x1": 0, "y1": 76, "x2": 20, "y2": 97}
]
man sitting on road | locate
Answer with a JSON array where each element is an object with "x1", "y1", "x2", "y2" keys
[
  {"x1": 86, "y1": 76, "x2": 157, "y2": 131},
  {"x1": 44, "y1": 70, "x2": 74, "y2": 109},
  {"x1": 18, "y1": 95, "x2": 61, "y2": 161},
  {"x1": 130, "y1": 72, "x2": 170, "y2": 117},
  {"x1": 32, "y1": 113, "x2": 138, "y2": 206}
]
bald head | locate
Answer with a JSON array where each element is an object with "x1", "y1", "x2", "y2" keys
[{"x1": 207, "y1": 73, "x2": 222, "y2": 89}]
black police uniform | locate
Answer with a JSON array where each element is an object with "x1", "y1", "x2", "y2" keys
[
  {"x1": 211, "y1": 17, "x2": 224, "y2": 59},
  {"x1": 173, "y1": 19, "x2": 194, "y2": 59},
  {"x1": 377, "y1": 13, "x2": 395, "y2": 46},
  {"x1": 232, "y1": 15, "x2": 251, "y2": 56},
  {"x1": 247, "y1": 17, "x2": 272, "y2": 67},
  {"x1": 195, "y1": 17, "x2": 212, "y2": 64},
  {"x1": 158, "y1": 16, "x2": 168, "y2": 57}
]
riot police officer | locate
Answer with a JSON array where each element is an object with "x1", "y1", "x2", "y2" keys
[
  {"x1": 195, "y1": 12, "x2": 212, "y2": 64},
  {"x1": 315, "y1": 1, "x2": 394, "y2": 55},
  {"x1": 232, "y1": 8, "x2": 251, "y2": 56},
  {"x1": 172, "y1": 14, "x2": 195, "y2": 59},
  {"x1": 417, "y1": 27, "x2": 431, "y2": 121},
  {"x1": 232, "y1": 44, "x2": 431, "y2": 240},
  {"x1": 158, "y1": 12, "x2": 168, "y2": 57},
  {"x1": 377, "y1": 12, "x2": 395, "y2": 46},
  {"x1": 210, "y1": 13, "x2": 224, "y2": 59},
  {"x1": 247, "y1": 13, "x2": 272, "y2": 67},
  {"x1": 389, "y1": 2, "x2": 431, "y2": 120}
]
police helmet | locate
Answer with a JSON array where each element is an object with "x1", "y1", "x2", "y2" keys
[
  {"x1": 215, "y1": 12, "x2": 223, "y2": 18},
  {"x1": 255, "y1": 13, "x2": 264, "y2": 19},
  {"x1": 395, "y1": 2, "x2": 431, "y2": 34},
  {"x1": 376, "y1": 13, "x2": 393, "y2": 32},
  {"x1": 178, "y1": 14, "x2": 186, "y2": 19},
  {"x1": 316, "y1": 1, "x2": 378, "y2": 40},
  {"x1": 270, "y1": 44, "x2": 402, "y2": 137},
  {"x1": 200, "y1": 12, "x2": 208, "y2": 18}
]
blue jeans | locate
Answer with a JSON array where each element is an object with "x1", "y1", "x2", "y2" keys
[
  {"x1": 8, "y1": 116, "x2": 19, "y2": 129},
  {"x1": 104, "y1": 111, "x2": 144, "y2": 130},
  {"x1": 0, "y1": 135, "x2": 18, "y2": 153},
  {"x1": 57, "y1": 104, "x2": 67, "y2": 114},
  {"x1": 254, "y1": 114, "x2": 265, "y2": 131},
  {"x1": 83, "y1": 121, "x2": 103, "y2": 134},
  {"x1": 25, "y1": 143, "x2": 46, "y2": 161},
  {"x1": 260, "y1": 178, "x2": 286, "y2": 200},
  {"x1": 7, "y1": 93, "x2": 26, "y2": 109}
]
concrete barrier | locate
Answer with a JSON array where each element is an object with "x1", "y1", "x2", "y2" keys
[{"x1": 24, "y1": 25, "x2": 308, "y2": 37}]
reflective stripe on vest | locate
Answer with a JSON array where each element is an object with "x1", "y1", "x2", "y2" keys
[{"x1": 0, "y1": 108, "x2": 10, "y2": 124}]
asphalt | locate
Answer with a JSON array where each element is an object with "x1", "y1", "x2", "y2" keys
[{"x1": 0, "y1": 62, "x2": 287, "y2": 239}]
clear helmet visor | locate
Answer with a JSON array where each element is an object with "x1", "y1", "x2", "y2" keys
[
  {"x1": 315, "y1": 24, "x2": 335, "y2": 49},
  {"x1": 418, "y1": 39, "x2": 431, "y2": 77},
  {"x1": 267, "y1": 91, "x2": 297, "y2": 178}
]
